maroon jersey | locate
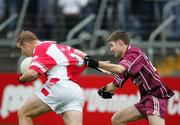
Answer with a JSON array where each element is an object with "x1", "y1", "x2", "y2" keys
[{"x1": 113, "y1": 45, "x2": 174, "y2": 99}]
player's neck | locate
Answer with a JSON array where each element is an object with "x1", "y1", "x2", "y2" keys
[{"x1": 122, "y1": 45, "x2": 128, "y2": 57}]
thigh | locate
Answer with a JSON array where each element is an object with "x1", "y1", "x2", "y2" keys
[
  {"x1": 61, "y1": 110, "x2": 82, "y2": 125},
  {"x1": 135, "y1": 95, "x2": 168, "y2": 119},
  {"x1": 20, "y1": 94, "x2": 52, "y2": 118},
  {"x1": 148, "y1": 115, "x2": 165, "y2": 125},
  {"x1": 112, "y1": 105, "x2": 144, "y2": 124}
]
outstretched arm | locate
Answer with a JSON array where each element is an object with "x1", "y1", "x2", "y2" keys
[
  {"x1": 98, "y1": 61, "x2": 126, "y2": 74},
  {"x1": 84, "y1": 55, "x2": 126, "y2": 74},
  {"x1": 74, "y1": 49, "x2": 87, "y2": 57}
]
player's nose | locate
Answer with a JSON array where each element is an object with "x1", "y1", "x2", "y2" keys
[{"x1": 110, "y1": 48, "x2": 113, "y2": 53}]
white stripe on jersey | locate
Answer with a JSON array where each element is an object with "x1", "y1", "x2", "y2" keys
[
  {"x1": 45, "y1": 44, "x2": 69, "y2": 79},
  {"x1": 128, "y1": 54, "x2": 142, "y2": 72},
  {"x1": 143, "y1": 65, "x2": 161, "y2": 83},
  {"x1": 46, "y1": 44, "x2": 69, "y2": 65},
  {"x1": 143, "y1": 64, "x2": 171, "y2": 98},
  {"x1": 31, "y1": 62, "x2": 47, "y2": 72},
  {"x1": 120, "y1": 60, "x2": 130, "y2": 67},
  {"x1": 114, "y1": 75, "x2": 123, "y2": 87},
  {"x1": 139, "y1": 71, "x2": 151, "y2": 91}
]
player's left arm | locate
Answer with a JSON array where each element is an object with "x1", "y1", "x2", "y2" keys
[
  {"x1": 98, "y1": 82, "x2": 118, "y2": 99},
  {"x1": 74, "y1": 49, "x2": 87, "y2": 57},
  {"x1": 104, "y1": 82, "x2": 118, "y2": 93},
  {"x1": 18, "y1": 69, "x2": 39, "y2": 83}
]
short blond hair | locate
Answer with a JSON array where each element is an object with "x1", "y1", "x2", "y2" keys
[{"x1": 16, "y1": 30, "x2": 38, "y2": 45}]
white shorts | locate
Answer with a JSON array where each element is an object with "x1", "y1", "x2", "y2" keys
[{"x1": 35, "y1": 79, "x2": 85, "y2": 114}]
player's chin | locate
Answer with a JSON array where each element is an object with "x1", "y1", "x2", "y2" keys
[
  {"x1": 24, "y1": 54, "x2": 31, "y2": 57},
  {"x1": 115, "y1": 54, "x2": 122, "y2": 59},
  {"x1": 114, "y1": 53, "x2": 118, "y2": 57},
  {"x1": 22, "y1": 53, "x2": 28, "y2": 57},
  {"x1": 114, "y1": 53, "x2": 117, "y2": 57}
]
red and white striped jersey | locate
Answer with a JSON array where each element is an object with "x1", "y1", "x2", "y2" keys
[{"x1": 29, "y1": 41, "x2": 86, "y2": 81}]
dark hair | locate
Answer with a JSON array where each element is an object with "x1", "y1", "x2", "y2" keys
[
  {"x1": 16, "y1": 30, "x2": 38, "y2": 45},
  {"x1": 107, "y1": 30, "x2": 130, "y2": 45}
]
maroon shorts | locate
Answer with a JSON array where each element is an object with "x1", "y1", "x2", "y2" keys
[{"x1": 134, "y1": 94, "x2": 168, "y2": 119}]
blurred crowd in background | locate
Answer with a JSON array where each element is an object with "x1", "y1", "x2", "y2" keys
[
  {"x1": 0, "y1": 0, "x2": 180, "y2": 41},
  {"x1": 0, "y1": 0, "x2": 180, "y2": 75}
]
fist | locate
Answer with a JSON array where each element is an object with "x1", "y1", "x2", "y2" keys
[
  {"x1": 98, "y1": 87, "x2": 114, "y2": 99},
  {"x1": 84, "y1": 55, "x2": 99, "y2": 68}
]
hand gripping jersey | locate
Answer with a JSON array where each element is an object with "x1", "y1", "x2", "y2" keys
[
  {"x1": 113, "y1": 45, "x2": 174, "y2": 99},
  {"x1": 29, "y1": 41, "x2": 86, "y2": 82}
]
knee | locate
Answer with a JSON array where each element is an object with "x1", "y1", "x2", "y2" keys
[
  {"x1": 17, "y1": 108, "x2": 25, "y2": 119},
  {"x1": 111, "y1": 115, "x2": 119, "y2": 125},
  {"x1": 111, "y1": 113, "x2": 124, "y2": 125},
  {"x1": 17, "y1": 107, "x2": 30, "y2": 120}
]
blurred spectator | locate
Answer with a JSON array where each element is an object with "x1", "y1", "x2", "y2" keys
[
  {"x1": 130, "y1": 0, "x2": 155, "y2": 40},
  {"x1": 58, "y1": 0, "x2": 88, "y2": 39},
  {"x1": 167, "y1": 2, "x2": 180, "y2": 40},
  {"x1": 0, "y1": 0, "x2": 5, "y2": 23},
  {"x1": 117, "y1": 0, "x2": 170, "y2": 40},
  {"x1": 153, "y1": 0, "x2": 167, "y2": 25},
  {"x1": 36, "y1": 0, "x2": 57, "y2": 40},
  {"x1": 106, "y1": 0, "x2": 120, "y2": 30},
  {"x1": 78, "y1": 0, "x2": 96, "y2": 44},
  {"x1": 81, "y1": 0, "x2": 95, "y2": 34},
  {"x1": 118, "y1": 0, "x2": 130, "y2": 31},
  {"x1": 5, "y1": 0, "x2": 22, "y2": 39},
  {"x1": 118, "y1": 0, "x2": 142, "y2": 38}
]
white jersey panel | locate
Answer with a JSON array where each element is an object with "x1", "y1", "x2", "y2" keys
[
  {"x1": 46, "y1": 44, "x2": 69, "y2": 65},
  {"x1": 46, "y1": 65, "x2": 69, "y2": 80}
]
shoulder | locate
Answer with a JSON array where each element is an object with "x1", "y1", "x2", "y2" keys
[
  {"x1": 125, "y1": 45, "x2": 145, "y2": 57},
  {"x1": 34, "y1": 41, "x2": 57, "y2": 55},
  {"x1": 127, "y1": 45, "x2": 142, "y2": 54}
]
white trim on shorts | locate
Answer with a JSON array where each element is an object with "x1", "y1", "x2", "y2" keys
[{"x1": 152, "y1": 96, "x2": 160, "y2": 116}]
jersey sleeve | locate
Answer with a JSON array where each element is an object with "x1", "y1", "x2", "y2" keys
[
  {"x1": 113, "y1": 73, "x2": 129, "y2": 88},
  {"x1": 63, "y1": 45, "x2": 75, "y2": 53},
  {"x1": 119, "y1": 51, "x2": 143, "y2": 75},
  {"x1": 29, "y1": 56, "x2": 57, "y2": 74},
  {"x1": 58, "y1": 45, "x2": 84, "y2": 66}
]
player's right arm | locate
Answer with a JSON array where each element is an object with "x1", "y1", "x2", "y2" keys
[
  {"x1": 18, "y1": 69, "x2": 39, "y2": 83},
  {"x1": 98, "y1": 61, "x2": 126, "y2": 74},
  {"x1": 84, "y1": 55, "x2": 126, "y2": 74},
  {"x1": 74, "y1": 49, "x2": 87, "y2": 57}
]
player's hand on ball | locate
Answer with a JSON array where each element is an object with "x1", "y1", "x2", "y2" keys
[
  {"x1": 84, "y1": 55, "x2": 99, "y2": 68},
  {"x1": 17, "y1": 77, "x2": 25, "y2": 83},
  {"x1": 17, "y1": 74, "x2": 25, "y2": 83},
  {"x1": 98, "y1": 86, "x2": 114, "y2": 99}
]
